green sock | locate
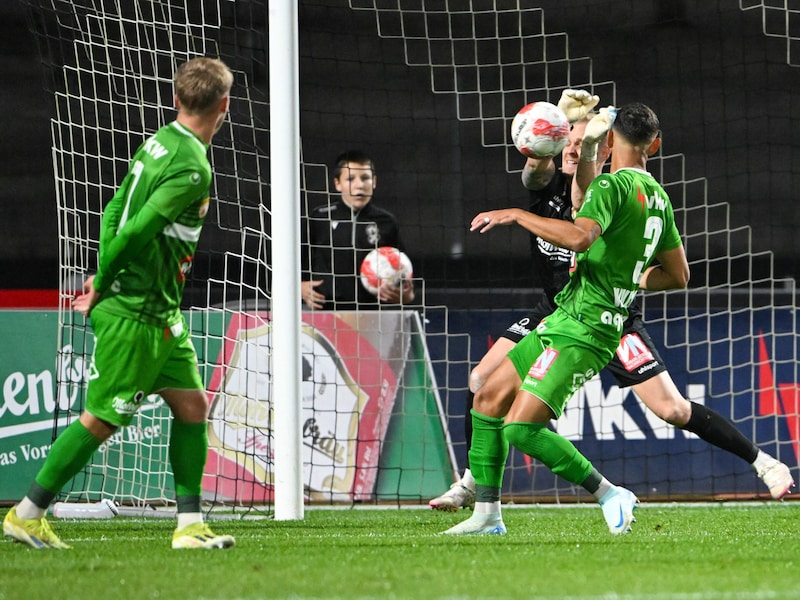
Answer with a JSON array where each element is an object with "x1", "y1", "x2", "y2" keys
[
  {"x1": 169, "y1": 419, "x2": 208, "y2": 505},
  {"x1": 503, "y1": 421, "x2": 593, "y2": 485},
  {"x1": 32, "y1": 419, "x2": 103, "y2": 505},
  {"x1": 468, "y1": 409, "x2": 507, "y2": 501}
]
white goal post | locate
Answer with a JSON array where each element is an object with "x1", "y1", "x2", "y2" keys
[{"x1": 268, "y1": 0, "x2": 304, "y2": 522}]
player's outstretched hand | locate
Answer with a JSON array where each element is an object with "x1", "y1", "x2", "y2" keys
[
  {"x1": 584, "y1": 106, "x2": 617, "y2": 144},
  {"x1": 557, "y1": 89, "x2": 600, "y2": 123},
  {"x1": 581, "y1": 106, "x2": 617, "y2": 162},
  {"x1": 470, "y1": 209, "x2": 521, "y2": 233}
]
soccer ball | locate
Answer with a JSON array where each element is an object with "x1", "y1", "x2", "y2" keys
[
  {"x1": 510, "y1": 101, "x2": 570, "y2": 158},
  {"x1": 359, "y1": 246, "x2": 413, "y2": 295}
]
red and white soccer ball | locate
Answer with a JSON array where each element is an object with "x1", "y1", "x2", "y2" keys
[
  {"x1": 359, "y1": 246, "x2": 413, "y2": 296},
  {"x1": 510, "y1": 101, "x2": 570, "y2": 158}
]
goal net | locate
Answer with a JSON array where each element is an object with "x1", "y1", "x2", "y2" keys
[{"x1": 23, "y1": 0, "x2": 799, "y2": 512}]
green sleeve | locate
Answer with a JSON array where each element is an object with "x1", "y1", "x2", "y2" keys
[
  {"x1": 147, "y1": 168, "x2": 212, "y2": 222},
  {"x1": 578, "y1": 175, "x2": 618, "y2": 232},
  {"x1": 98, "y1": 189, "x2": 125, "y2": 260},
  {"x1": 93, "y1": 202, "x2": 169, "y2": 293}
]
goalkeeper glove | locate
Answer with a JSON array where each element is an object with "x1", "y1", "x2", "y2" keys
[
  {"x1": 557, "y1": 89, "x2": 600, "y2": 124},
  {"x1": 580, "y1": 106, "x2": 617, "y2": 163}
]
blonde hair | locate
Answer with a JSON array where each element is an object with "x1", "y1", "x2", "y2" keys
[{"x1": 174, "y1": 57, "x2": 233, "y2": 115}]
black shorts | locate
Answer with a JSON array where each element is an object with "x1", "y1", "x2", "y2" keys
[
  {"x1": 499, "y1": 309, "x2": 666, "y2": 388},
  {"x1": 498, "y1": 297, "x2": 555, "y2": 344},
  {"x1": 604, "y1": 316, "x2": 667, "y2": 387}
]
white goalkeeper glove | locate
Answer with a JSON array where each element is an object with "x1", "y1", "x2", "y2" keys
[
  {"x1": 557, "y1": 89, "x2": 600, "y2": 124},
  {"x1": 580, "y1": 106, "x2": 617, "y2": 163}
]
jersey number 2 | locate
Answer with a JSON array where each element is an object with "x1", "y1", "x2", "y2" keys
[{"x1": 631, "y1": 216, "x2": 663, "y2": 285}]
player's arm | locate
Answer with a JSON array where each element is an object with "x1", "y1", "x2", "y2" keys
[
  {"x1": 470, "y1": 208, "x2": 600, "y2": 253},
  {"x1": 521, "y1": 155, "x2": 557, "y2": 191},
  {"x1": 73, "y1": 203, "x2": 169, "y2": 316},
  {"x1": 521, "y1": 88, "x2": 601, "y2": 193},
  {"x1": 638, "y1": 245, "x2": 690, "y2": 291},
  {"x1": 93, "y1": 202, "x2": 170, "y2": 294},
  {"x1": 98, "y1": 189, "x2": 125, "y2": 255},
  {"x1": 572, "y1": 107, "x2": 615, "y2": 211},
  {"x1": 108, "y1": 168, "x2": 209, "y2": 281},
  {"x1": 570, "y1": 154, "x2": 605, "y2": 212}
]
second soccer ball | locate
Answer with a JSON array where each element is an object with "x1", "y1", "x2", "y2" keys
[
  {"x1": 360, "y1": 247, "x2": 413, "y2": 296},
  {"x1": 510, "y1": 101, "x2": 570, "y2": 158}
]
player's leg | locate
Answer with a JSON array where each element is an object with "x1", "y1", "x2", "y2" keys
[
  {"x1": 501, "y1": 316, "x2": 637, "y2": 535},
  {"x1": 431, "y1": 313, "x2": 539, "y2": 511},
  {"x1": 430, "y1": 337, "x2": 517, "y2": 511},
  {"x1": 441, "y1": 357, "x2": 522, "y2": 535},
  {"x1": 3, "y1": 412, "x2": 115, "y2": 550},
  {"x1": 632, "y1": 373, "x2": 794, "y2": 498},
  {"x1": 157, "y1": 324, "x2": 234, "y2": 549},
  {"x1": 4, "y1": 307, "x2": 138, "y2": 549},
  {"x1": 609, "y1": 319, "x2": 794, "y2": 499}
]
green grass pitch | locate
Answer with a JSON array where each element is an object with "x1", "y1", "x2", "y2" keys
[{"x1": 2, "y1": 503, "x2": 798, "y2": 599}]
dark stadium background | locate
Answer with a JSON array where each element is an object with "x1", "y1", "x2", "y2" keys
[{"x1": 3, "y1": 1, "x2": 799, "y2": 301}]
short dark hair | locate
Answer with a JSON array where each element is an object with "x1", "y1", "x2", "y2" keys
[
  {"x1": 333, "y1": 150, "x2": 375, "y2": 179},
  {"x1": 613, "y1": 103, "x2": 660, "y2": 147}
]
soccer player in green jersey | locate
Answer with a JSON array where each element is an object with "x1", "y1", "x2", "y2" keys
[
  {"x1": 3, "y1": 57, "x2": 235, "y2": 550},
  {"x1": 444, "y1": 103, "x2": 690, "y2": 536}
]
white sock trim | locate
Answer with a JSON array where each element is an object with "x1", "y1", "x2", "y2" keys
[
  {"x1": 177, "y1": 512, "x2": 204, "y2": 530},
  {"x1": 16, "y1": 497, "x2": 46, "y2": 520},
  {"x1": 751, "y1": 450, "x2": 773, "y2": 470},
  {"x1": 473, "y1": 501, "x2": 501, "y2": 515},
  {"x1": 594, "y1": 479, "x2": 615, "y2": 503},
  {"x1": 461, "y1": 468, "x2": 475, "y2": 490}
]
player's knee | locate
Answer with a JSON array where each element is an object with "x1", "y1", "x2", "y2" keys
[
  {"x1": 667, "y1": 396, "x2": 692, "y2": 426},
  {"x1": 473, "y1": 385, "x2": 507, "y2": 417},
  {"x1": 162, "y1": 388, "x2": 208, "y2": 423},
  {"x1": 647, "y1": 395, "x2": 691, "y2": 426},
  {"x1": 468, "y1": 368, "x2": 486, "y2": 393},
  {"x1": 472, "y1": 386, "x2": 490, "y2": 412}
]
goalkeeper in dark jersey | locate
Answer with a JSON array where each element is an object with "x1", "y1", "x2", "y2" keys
[
  {"x1": 442, "y1": 102, "x2": 691, "y2": 536},
  {"x1": 4, "y1": 57, "x2": 235, "y2": 550},
  {"x1": 431, "y1": 92, "x2": 794, "y2": 516}
]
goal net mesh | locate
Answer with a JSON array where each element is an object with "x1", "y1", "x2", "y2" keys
[{"x1": 22, "y1": 0, "x2": 799, "y2": 511}]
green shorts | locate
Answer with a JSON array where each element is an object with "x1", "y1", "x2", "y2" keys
[
  {"x1": 86, "y1": 306, "x2": 203, "y2": 427},
  {"x1": 507, "y1": 309, "x2": 615, "y2": 418}
]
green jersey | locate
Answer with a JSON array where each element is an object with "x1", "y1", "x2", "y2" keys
[
  {"x1": 554, "y1": 167, "x2": 682, "y2": 345},
  {"x1": 93, "y1": 121, "x2": 212, "y2": 326}
]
